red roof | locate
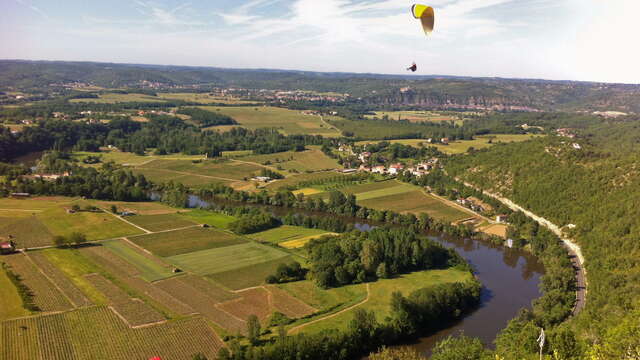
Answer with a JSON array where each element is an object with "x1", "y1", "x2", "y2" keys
[
  {"x1": 149, "y1": 357, "x2": 162, "y2": 360},
  {"x1": 1, "y1": 242, "x2": 13, "y2": 249}
]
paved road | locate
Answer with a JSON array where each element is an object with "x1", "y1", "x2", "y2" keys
[{"x1": 459, "y1": 181, "x2": 587, "y2": 316}]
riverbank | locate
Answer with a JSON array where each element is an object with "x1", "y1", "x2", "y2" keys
[{"x1": 460, "y1": 181, "x2": 587, "y2": 316}]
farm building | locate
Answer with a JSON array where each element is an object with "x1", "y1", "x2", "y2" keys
[
  {"x1": 0, "y1": 241, "x2": 16, "y2": 254},
  {"x1": 496, "y1": 215, "x2": 509, "y2": 223},
  {"x1": 10, "y1": 192, "x2": 30, "y2": 198}
]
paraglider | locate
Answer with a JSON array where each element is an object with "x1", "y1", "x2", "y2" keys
[
  {"x1": 411, "y1": 4, "x2": 435, "y2": 36},
  {"x1": 405, "y1": 5, "x2": 434, "y2": 72}
]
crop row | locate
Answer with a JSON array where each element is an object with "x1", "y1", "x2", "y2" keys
[
  {"x1": 156, "y1": 277, "x2": 246, "y2": 333},
  {"x1": 1, "y1": 253, "x2": 73, "y2": 312},
  {"x1": 218, "y1": 287, "x2": 273, "y2": 322},
  {"x1": 1, "y1": 306, "x2": 224, "y2": 360},
  {"x1": 27, "y1": 251, "x2": 92, "y2": 308},
  {"x1": 85, "y1": 273, "x2": 165, "y2": 327},
  {"x1": 266, "y1": 286, "x2": 317, "y2": 318}
]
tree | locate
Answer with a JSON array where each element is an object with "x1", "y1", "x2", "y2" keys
[
  {"x1": 110, "y1": 205, "x2": 118, "y2": 213},
  {"x1": 68, "y1": 232, "x2": 87, "y2": 246},
  {"x1": 53, "y1": 235, "x2": 68, "y2": 248},
  {"x1": 369, "y1": 347, "x2": 425, "y2": 360},
  {"x1": 430, "y1": 335, "x2": 488, "y2": 360},
  {"x1": 71, "y1": 204, "x2": 80, "y2": 212},
  {"x1": 192, "y1": 354, "x2": 208, "y2": 360},
  {"x1": 247, "y1": 314, "x2": 261, "y2": 345},
  {"x1": 376, "y1": 262, "x2": 390, "y2": 279}
]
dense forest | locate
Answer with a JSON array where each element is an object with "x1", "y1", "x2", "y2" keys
[
  {"x1": 307, "y1": 228, "x2": 468, "y2": 288},
  {"x1": 445, "y1": 116, "x2": 640, "y2": 358}
]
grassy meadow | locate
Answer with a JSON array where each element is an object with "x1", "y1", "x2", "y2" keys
[
  {"x1": 130, "y1": 227, "x2": 247, "y2": 257},
  {"x1": 125, "y1": 213, "x2": 197, "y2": 232},
  {"x1": 200, "y1": 106, "x2": 341, "y2": 136},
  {"x1": 69, "y1": 92, "x2": 166, "y2": 104},
  {"x1": 340, "y1": 180, "x2": 470, "y2": 222},
  {"x1": 248, "y1": 225, "x2": 335, "y2": 248},
  {"x1": 365, "y1": 111, "x2": 461, "y2": 124},
  {"x1": 177, "y1": 209, "x2": 236, "y2": 229},
  {"x1": 290, "y1": 268, "x2": 472, "y2": 334}
]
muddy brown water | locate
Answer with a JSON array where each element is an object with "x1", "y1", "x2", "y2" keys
[{"x1": 178, "y1": 194, "x2": 544, "y2": 355}]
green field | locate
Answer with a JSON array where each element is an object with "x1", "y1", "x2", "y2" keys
[
  {"x1": 0, "y1": 306, "x2": 224, "y2": 360},
  {"x1": 265, "y1": 171, "x2": 350, "y2": 191},
  {"x1": 340, "y1": 180, "x2": 469, "y2": 222},
  {"x1": 167, "y1": 242, "x2": 289, "y2": 276},
  {"x1": 138, "y1": 158, "x2": 262, "y2": 181},
  {"x1": 37, "y1": 206, "x2": 144, "y2": 241},
  {"x1": 278, "y1": 280, "x2": 367, "y2": 314},
  {"x1": 130, "y1": 227, "x2": 247, "y2": 257},
  {"x1": 73, "y1": 151, "x2": 206, "y2": 167},
  {"x1": 433, "y1": 134, "x2": 543, "y2": 154},
  {"x1": 125, "y1": 213, "x2": 197, "y2": 232},
  {"x1": 200, "y1": 106, "x2": 341, "y2": 136},
  {"x1": 293, "y1": 269, "x2": 472, "y2": 333},
  {"x1": 207, "y1": 257, "x2": 294, "y2": 290},
  {"x1": 156, "y1": 92, "x2": 257, "y2": 105},
  {"x1": 0, "y1": 266, "x2": 30, "y2": 320},
  {"x1": 238, "y1": 146, "x2": 339, "y2": 172},
  {"x1": 365, "y1": 111, "x2": 460, "y2": 124},
  {"x1": 100, "y1": 240, "x2": 177, "y2": 282},
  {"x1": 178, "y1": 210, "x2": 236, "y2": 229},
  {"x1": 41, "y1": 248, "x2": 109, "y2": 305},
  {"x1": 248, "y1": 225, "x2": 333, "y2": 245}
]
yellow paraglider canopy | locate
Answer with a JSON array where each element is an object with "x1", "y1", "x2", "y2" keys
[{"x1": 411, "y1": 4, "x2": 435, "y2": 35}]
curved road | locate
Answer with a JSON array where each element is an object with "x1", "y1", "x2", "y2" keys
[{"x1": 462, "y1": 183, "x2": 587, "y2": 315}]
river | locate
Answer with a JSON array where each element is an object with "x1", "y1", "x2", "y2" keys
[{"x1": 180, "y1": 193, "x2": 544, "y2": 355}]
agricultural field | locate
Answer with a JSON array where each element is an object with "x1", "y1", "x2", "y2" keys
[
  {"x1": 237, "y1": 146, "x2": 339, "y2": 173},
  {"x1": 432, "y1": 134, "x2": 543, "y2": 154},
  {"x1": 0, "y1": 306, "x2": 224, "y2": 360},
  {"x1": 341, "y1": 180, "x2": 469, "y2": 222},
  {"x1": 156, "y1": 92, "x2": 258, "y2": 104},
  {"x1": 167, "y1": 242, "x2": 289, "y2": 277},
  {"x1": 100, "y1": 240, "x2": 178, "y2": 282},
  {"x1": 136, "y1": 160, "x2": 263, "y2": 182},
  {"x1": 365, "y1": 110, "x2": 461, "y2": 124},
  {"x1": 84, "y1": 273, "x2": 165, "y2": 327},
  {"x1": 200, "y1": 106, "x2": 341, "y2": 136},
  {"x1": 124, "y1": 213, "x2": 197, "y2": 232},
  {"x1": 248, "y1": 225, "x2": 335, "y2": 249},
  {"x1": 0, "y1": 253, "x2": 73, "y2": 312},
  {"x1": 277, "y1": 280, "x2": 367, "y2": 318},
  {"x1": 130, "y1": 227, "x2": 247, "y2": 257},
  {"x1": 27, "y1": 251, "x2": 93, "y2": 308},
  {"x1": 69, "y1": 92, "x2": 166, "y2": 103},
  {"x1": 0, "y1": 266, "x2": 29, "y2": 320},
  {"x1": 206, "y1": 257, "x2": 294, "y2": 291},
  {"x1": 90, "y1": 200, "x2": 179, "y2": 215},
  {"x1": 36, "y1": 205, "x2": 144, "y2": 241},
  {"x1": 264, "y1": 171, "x2": 350, "y2": 191},
  {"x1": 177, "y1": 209, "x2": 236, "y2": 229},
  {"x1": 290, "y1": 269, "x2": 472, "y2": 334},
  {"x1": 73, "y1": 150, "x2": 206, "y2": 167}
]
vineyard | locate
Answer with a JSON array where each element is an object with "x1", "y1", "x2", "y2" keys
[
  {"x1": 26, "y1": 252, "x2": 92, "y2": 308},
  {"x1": 218, "y1": 288, "x2": 274, "y2": 322},
  {"x1": 266, "y1": 286, "x2": 317, "y2": 318},
  {"x1": 0, "y1": 306, "x2": 224, "y2": 360},
  {"x1": 1, "y1": 253, "x2": 73, "y2": 312},
  {"x1": 84, "y1": 274, "x2": 165, "y2": 327}
]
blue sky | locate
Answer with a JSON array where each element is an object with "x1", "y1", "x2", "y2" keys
[{"x1": 2, "y1": 0, "x2": 639, "y2": 83}]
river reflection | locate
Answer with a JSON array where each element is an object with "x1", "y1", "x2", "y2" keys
[{"x1": 173, "y1": 193, "x2": 543, "y2": 355}]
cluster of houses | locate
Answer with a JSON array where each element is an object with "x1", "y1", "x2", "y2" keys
[
  {"x1": 556, "y1": 128, "x2": 577, "y2": 138},
  {"x1": 356, "y1": 158, "x2": 439, "y2": 178},
  {"x1": 23, "y1": 171, "x2": 71, "y2": 182}
]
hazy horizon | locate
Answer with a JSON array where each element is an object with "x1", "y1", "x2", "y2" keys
[{"x1": 3, "y1": 0, "x2": 639, "y2": 84}]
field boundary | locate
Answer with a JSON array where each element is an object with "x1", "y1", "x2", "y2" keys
[
  {"x1": 21, "y1": 250, "x2": 78, "y2": 308},
  {"x1": 99, "y1": 208, "x2": 152, "y2": 233},
  {"x1": 287, "y1": 283, "x2": 370, "y2": 334}
]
